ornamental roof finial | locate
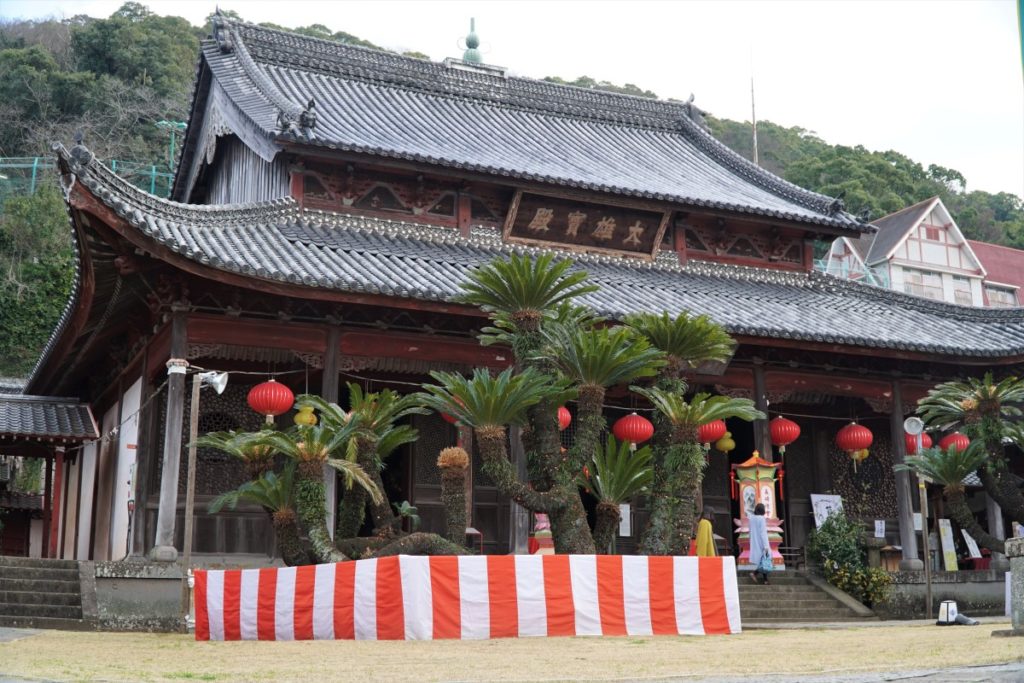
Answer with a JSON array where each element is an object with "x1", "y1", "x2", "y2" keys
[{"x1": 462, "y1": 18, "x2": 482, "y2": 63}]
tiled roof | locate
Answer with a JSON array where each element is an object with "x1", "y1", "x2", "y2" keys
[
  {"x1": 0, "y1": 394, "x2": 98, "y2": 442},
  {"x1": 968, "y1": 240, "x2": 1024, "y2": 291},
  {"x1": 865, "y1": 197, "x2": 937, "y2": 264},
  {"x1": 173, "y1": 18, "x2": 866, "y2": 233},
  {"x1": 56, "y1": 143, "x2": 1024, "y2": 360}
]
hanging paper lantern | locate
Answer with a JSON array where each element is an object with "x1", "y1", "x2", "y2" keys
[
  {"x1": 558, "y1": 406, "x2": 572, "y2": 431},
  {"x1": 612, "y1": 412, "x2": 654, "y2": 448},
  {"x1": 836, "y1": 422, "x2": 873, "y2": 453},
  {"x1": 247, "y1": 380, "x2": 295, "y2": 423},
  {"x1": 715, "y1": 431, "x2": 736, "y2": 454},
  {"x1": 293, "y1": 405, "x2": 318, "y2": 427},
  {"x1": 770, "y1": 416, "x2": 801, "y2": 455},
  {"x1": 904, "y1": 431, "x2": 933, "y2": 455},
  {"x1": 698, "y1": 419, "x2": 727, "y2": 448},
  {"x1": 939, "y1": 431, "x2": 970, "y2": 454}
]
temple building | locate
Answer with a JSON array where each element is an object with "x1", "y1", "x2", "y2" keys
[{"x1": 3, "y1": 17, "x2": 1023, "y2": 575}]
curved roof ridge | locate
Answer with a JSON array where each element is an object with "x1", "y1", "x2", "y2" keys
[
  {"x1": 223, "y1": 17, "x2": 690, "y2": 131},
  {"x1": 676, "y1": 114, "x2": 856, "y2": 221},
  {"x1": 55, "y1": 143, "x2": 299, "y2": 225}
]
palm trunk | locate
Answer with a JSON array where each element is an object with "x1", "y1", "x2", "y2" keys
[
  {"x1": 978, "y1": 461, "x2": 1024, "y2": 525},
  {"x1": 440, "y1": 468, "x2": 468, "y2": 545},
  {"x1": 272, "y1": 510, "x2": 310, "y2": 566},
  {"x1": 945, "y1": 487, "x2": 1005, "y2": 554},
  {"x1": 294, "y1": 460, "x2": 346, "y2": 563},
  {"x1": 336, "y1": 483, "x2": 367, "y2": 538},
  {"x1": 355, "y1": 437, "x2": 400, "y2": 535},
  {"x1": 667, "y1": 440, "x2": 705, "y2": 555},
  {"x1": 372, "y1": 531, "x2": 473, "y2": 557},
  {"x1": 592, "y1": 501, "x2": 621, "y2": 554},
  {"x1": 639, "y1": 379, "x2": 688, "y2": 555}
]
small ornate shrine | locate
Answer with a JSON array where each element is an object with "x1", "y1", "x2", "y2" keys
[{"x1": 732, "y1": 452, "x2": 785, "y2": 569}]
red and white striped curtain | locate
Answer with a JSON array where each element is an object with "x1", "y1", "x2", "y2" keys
[{"x1": 194, "y1": 554, "x2": 741, "y2": 641}]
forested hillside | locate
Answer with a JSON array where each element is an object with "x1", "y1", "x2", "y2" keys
[{"x1": 1, "y1": 3, "x2": 1022, "y2": 377}]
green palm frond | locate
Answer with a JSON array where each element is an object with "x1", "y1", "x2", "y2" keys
[
  {"x1": 631, "y1": 387, "x2": 764, "y2": 430},
  {"x1": 194, "y1": 430, "x2": 271, "y2": 459},
  {"x1": 626, "y1": 311, "x2": 736, "y2": 370},
  {"x1": 376, "y1": 424, "x2": 419, "y2": 460},
  {"x1": 895, "y1": 445, "x2": 988, "y2": 493},
  {"x1": 543, "y1": 325, "x2": 665, "y2": 388},
  {"x1": 578, "y1": 435, "x2": 653, "y2": 504},
  {"x1": 293, "y1": 395, "x2": 356, "y2": 430},
  {"x1": 478, "y1": 302, "x2": 602, "y2": 347},
  {"x1": 417, "y1": 367, "x2": 572, "y2": 428},
  {"x1": 326, "y1": 457, "x2": 384, "y2": 504},
  {"x1": 344, "y1": 384, "x2": 428, "y2": 434},
  {"x1": 209, "y1": 462, "x2": 295, "y2": 514},
  {"x1": 917, "y1": 373, "x2": 1024, "y2": 432},
  {"x1": 252, "y1": 421, "x2": 359, "y2": 463},
  {"x1": 456, "y1": 254, "x2": 599, "y2": 328}
]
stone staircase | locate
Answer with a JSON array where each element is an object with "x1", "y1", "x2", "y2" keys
[
  {"x1": 0, "y1": 556, "x2": 93, "y2": 630},
  {"x1": 738, "y1": 570, "x2": 877, "y2": 625}
]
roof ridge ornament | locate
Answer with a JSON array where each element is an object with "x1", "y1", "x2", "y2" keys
[
  {"x1": 462, "y1": 18, "x2": 482, "y2": 64},
  {"x1": 211, "y1": 10, "x2": 234, "y2": 53}
]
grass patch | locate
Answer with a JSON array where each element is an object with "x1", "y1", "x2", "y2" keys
[{"x1": 0, "y1": 624, "x2": 1021, "y2": 682}]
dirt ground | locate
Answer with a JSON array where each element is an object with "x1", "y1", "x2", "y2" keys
[{"x1": 1, "y1": 622, "x2": 1021, "y2": 682}]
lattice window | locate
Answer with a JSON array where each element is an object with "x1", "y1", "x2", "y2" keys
[{"x1": 354, "y1": 184, "x2": 410, "y2": 213}]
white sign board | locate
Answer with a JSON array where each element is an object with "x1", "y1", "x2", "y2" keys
[
  {"x1": 810, "y1": 494, "x2": 843, "y2": 528},
  {"x1": 914, "y1": 512, "x2": 923, "y2": 531},
  {"x1": 938, "y1": 519, "x2": 958, "y2": 571},
  {"x1": 618, "y1": 503, "x2": 631, "y2": 537},
  {"x1": 874, "y1": 520, "x2": 886, "y2": 539},
  {"x1": 961, "y1": 530, "x2": 982, "y2": 559}
]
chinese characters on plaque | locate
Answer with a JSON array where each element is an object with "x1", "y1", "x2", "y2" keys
[{"x1": 504, "y1": 192, "x2": 668, "y2": 257}]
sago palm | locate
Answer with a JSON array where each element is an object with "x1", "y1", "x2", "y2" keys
[
  {"x1": 631, "y1": 387, "x2": 765, "y2": 440},
  {"x1": 895, "y1": 444, "x2": 1004, "y2": 553},
  {"x1": 627, "y1": 311, "x2": 736, "y2": 377},
  {"x1": 632, "y1": 386, "x2": 764, "y2": 555},
  {"x1": 917, "y1": 372, "x2": 1024, "y2": 523},
  {"x1": 253, "y1": 420, "x2": 378, "y2": 563},
  {"x1": 194, "y1": 429, "x2": 276, "y2": 480},
  {"x1": 209, "y1": 463, "x2": 308, "y2": 565},
  {"x1": 456, "y1": 253, "x2": 598, "y2": 332},
  {"x1": 579, "y1": 436, "x2": 654, "y2": 552}
]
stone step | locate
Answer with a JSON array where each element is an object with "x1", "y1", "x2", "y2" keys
[
  {"x1": 741, "y1": 610, "x2": 860, "y2": 626},
  {"x1": 0, "y1": 577, "x2": 80, "y2": 594},
  {"x1": 743, "y1": 616, "x2": 874, "y2": 625},
  {"x1": 734, "y1": 576, "x2": 809, "y2": 585},
  {"x1": 739, "y1": 598, "x2": 844, "y2": 609},
  {"x1": 0, "y1": 602, "x2": 83, "y2": 619},
  {"x1": 737, "y1": 588, "x2": 824, "y2": 598},
  {"x1": 0, "y1": 590, "x2": 81, "y2": 606},
  {"x1": 0, "y1": 566, "x2": 80, "y2": 582},
  {"x1": 0, "y1": 614, "x2": 94, "y2": 631},
  {"x1": 0, "y1": 556, "x2": 79, "y2": 570}
]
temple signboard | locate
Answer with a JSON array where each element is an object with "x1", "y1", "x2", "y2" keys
[{"x1": 503, "y1": 191, "x2": 670, "y2": 259}]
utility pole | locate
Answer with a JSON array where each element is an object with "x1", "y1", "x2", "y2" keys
[{"x1": 156, "y1": 120, "x2": 187, "y2": 171}]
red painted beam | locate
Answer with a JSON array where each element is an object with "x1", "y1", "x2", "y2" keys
[{"x1": 339, "y1": 330, "x2": 510, "y2": 367}]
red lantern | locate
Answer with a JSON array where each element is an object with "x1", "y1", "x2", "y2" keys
[
  {"x1": 939, "y1": 432, "x2": 970, "y2": 454},
  {"x1": 613, "y1": 412, "x2": 654, "y2": 448},
  {"x1": 698, "y1": 419, "x2": 727, "y2": 446},
  {"x1": 836, "y1": 422, "x2": 873, "y2": 453},
  {"x1": 770, "y1": 416, "x2": 801, "y2": 455},
  {"x1": 247, "y1": 379, "x2": 294, "y2": 423},
  {"x1": 904, "y1": 431, "x2": 933, "y2": 455},
  {"x1": 557, "y1": 406, "x2": 572, "y2": 431}
]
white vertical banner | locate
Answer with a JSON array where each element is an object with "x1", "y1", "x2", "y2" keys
[{"x1": 938, "y1": 519, "x2": 958, "y2": 571}]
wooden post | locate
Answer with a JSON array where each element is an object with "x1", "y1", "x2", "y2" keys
[
  {"x1": 150, "y1": 306, "x2": 188, "y2": 562},
  {"x1": 321, "y1": 325, "x2": 341, "y2": 539},
  {"x1": 181, "y1": 374, "x2": 203, "y2": 614},
  {"x1": 508, "y1": 425, "x2": 529, "y2": 554},
  {"x1": 752, "y1": 361, "x2": 770, "y2": 460},
  {"x1": 42, "y1": 455, "x2": 53, "y2": 558},
  {"x1": 49, "y1": 447, "x2": 65, "y2": 559},
  {"x1": 890, "y1": 380, "x2": 922, "y2": 570}
]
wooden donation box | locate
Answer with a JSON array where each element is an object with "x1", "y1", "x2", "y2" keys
[{"x1": 731, "y1": 452, "x2": 785, "y2": 569}]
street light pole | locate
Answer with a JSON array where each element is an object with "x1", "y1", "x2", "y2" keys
[
  {"x1": 180, "y1": 371, "x2": 228, "y2": 626},
  {"x1": 905, "y1": 416, "x2": 933, "y2": 620}
]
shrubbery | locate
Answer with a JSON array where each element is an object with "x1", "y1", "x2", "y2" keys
[{"x1": 807, "y1": 510, "x2": 892, "y2": 607}]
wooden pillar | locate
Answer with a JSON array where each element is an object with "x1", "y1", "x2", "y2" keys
[
  {"x1": 987, "y1": 495, "x2": 1010, "y2": 571},
  {"x1": 130, "y1": 361, "x2": 154, "y2": 557},
  {"x1": 890, "y1": 380, "x2": 922, "y2": 570},
  {"x1": 150, "y1": 306, "x2": 188, "y2": 562},
  {"x1": 752, "y1": 361, "x2": 771, "y2": 460},
  {"x1": 508, "y1": 425, "x2": 529, "y2": 554},
  {"x1": 42, "y1": 455, "x2": 53, "y2": 559},
  {"x1": 59, "y1": 450, "x2": 72, "y2": 558},
  {"x1": 321, "y1": 325, "x2": 341, "y2": 540},
  {"x1": 48, "y1": 447, "x2": 65, "y2": 559}
]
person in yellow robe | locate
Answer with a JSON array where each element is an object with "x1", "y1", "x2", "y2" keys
[{"x1": 695, "y1": 507, "x2": 717, "y2": 557}]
